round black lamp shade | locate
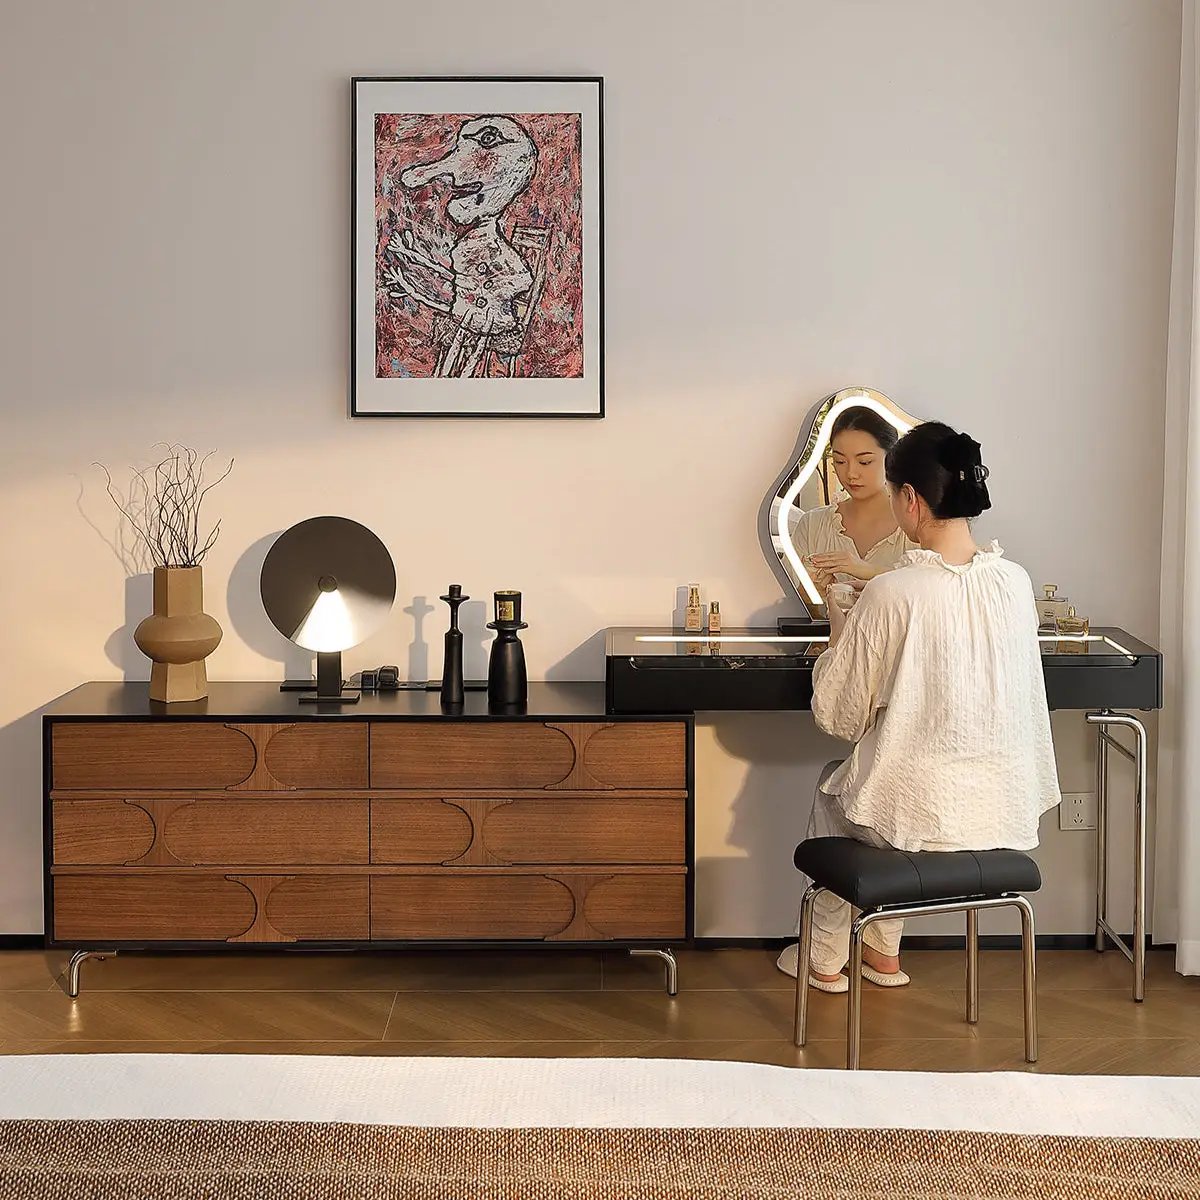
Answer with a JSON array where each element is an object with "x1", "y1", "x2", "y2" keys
[{"x1": 260, "y1": 517, "x2": 396, "y2": 653}]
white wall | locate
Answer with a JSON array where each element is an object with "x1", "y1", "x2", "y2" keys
[{"x1": 0, "y1": 0, "x2": 1181, "y2": 936}]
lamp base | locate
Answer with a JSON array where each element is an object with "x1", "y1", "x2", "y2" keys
[
  {"x1": 293, "y1": 650, "x2": 359, "y2": 704},
  {"x1": 298, "y1": 690, "x2": 360, "y2": 705}
]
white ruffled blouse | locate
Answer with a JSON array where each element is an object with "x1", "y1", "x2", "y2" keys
[
  {"x1": 789, "y1": 503, "x2": 917, "y2": 579},
  {"x1": 812, "y1": 542, "x2": 1060, "y2": 852}
]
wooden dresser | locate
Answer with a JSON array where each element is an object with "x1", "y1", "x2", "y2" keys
[{"x1": 44, "y1": 682, "x2": 692, "y2": 993}]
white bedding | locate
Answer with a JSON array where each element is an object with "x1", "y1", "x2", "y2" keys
[{"x1": 1, "y1": 1055, "x2": 1198, "y2": 1137}]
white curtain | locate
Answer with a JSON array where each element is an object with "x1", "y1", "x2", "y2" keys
[{"x1": 1157, "y1": 0, "x2": 1200, "y2": 974}]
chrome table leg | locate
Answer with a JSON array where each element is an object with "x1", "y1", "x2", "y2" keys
[
  {"x1": 1095, "y1": 710, "x2": 1110, "y2": 953},
  {"x1": 1086, "y1": 710, "x2": 1149, "y2": 1002},
  {"x1": 66, "y1": 949, "x2": 117, "y2": 998},
  {"x1": 628, "y1": 948, "x2": 678, "y2": 996}
]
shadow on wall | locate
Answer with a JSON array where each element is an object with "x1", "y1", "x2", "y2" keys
[
  {"x1": 227, "y1": 532, "x2": 312, "y2": 681},
  {"x1": 103, "y1": 572, "x2": 152, "y2": 679},
  {"x1": 697, "y1": 595, "x2": 844, "y2": 939},
  {"x1": 403, "y1": 595, "x2": 435, "y2": 682},
  {"x1": 0, "y1": 705, "x2": 51, "y2": 934},
  {"x1": 547, "y1": 629, "x2": 605, "y2": 682}
]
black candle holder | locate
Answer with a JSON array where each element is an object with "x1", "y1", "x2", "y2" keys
[
  {"x1": 439, "y1": 584, "x2": 467, "y2": 710},
  {"x1": 487, "y1": 590, "x2": 528, "y2": 709}
]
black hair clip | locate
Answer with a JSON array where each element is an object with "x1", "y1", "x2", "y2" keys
[{"x1": 957, "y1": 465, "x2": 989, "y2": 484}]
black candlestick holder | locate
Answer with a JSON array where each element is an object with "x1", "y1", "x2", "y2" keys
[
  {"x1": 439, "y1": 584, "x2": 467, "y2": 710},
  {"x1": 487, "y1": 590, "x2": 527, "y2": 709}
]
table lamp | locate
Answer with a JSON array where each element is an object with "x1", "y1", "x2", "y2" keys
[{"x1": 260, "y1": 516, "x2": 396, "y2": 704}]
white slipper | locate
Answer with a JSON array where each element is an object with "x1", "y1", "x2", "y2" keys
[
  {"x1": 808, "y1": 972, "x2": 850, "y2": 994},
  {"x1": 777, "y1": 945, "x2": 851, "y2": 993},
  {"x1": 861, "y1": 963, "x2": 910, "y2": 987}
]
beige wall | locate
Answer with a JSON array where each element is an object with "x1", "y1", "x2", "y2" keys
[{"x1": 0, "y1": 0, "x2": 1181, "y2": 936}]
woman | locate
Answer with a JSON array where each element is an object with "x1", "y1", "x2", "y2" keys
[
  {"x1": 778, "y1": 422, "x2": 1060, "y2": 989},
  {"x1": 790, "y1": 407, "x2": 918, "y2": 593}
]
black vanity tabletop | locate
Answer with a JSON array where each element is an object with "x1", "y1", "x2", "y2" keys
[
  {"x1": 43, "y1": 680, "x2": 641, "y2": 722},
  {"x1": 605, "y1": 625, "x2": 1160, "y2": 664}
]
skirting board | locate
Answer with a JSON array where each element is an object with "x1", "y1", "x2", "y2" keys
[
  {"x1": 696, "y1": 935, "x2": 1166, "y2": 951},
  {"x1": 0, "y1": 934, "x2": 1167, "y2": 952}
]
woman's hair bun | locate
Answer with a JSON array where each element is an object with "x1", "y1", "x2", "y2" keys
[
  {"x1": 885, "y1": 421, "x2": 992, "y2": 520},
  {"x1": 936, "y1": 431, "x2": 983, "y2": 474}
]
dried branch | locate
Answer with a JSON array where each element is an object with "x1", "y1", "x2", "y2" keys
[{"x1": 96, "y1": 444, "x2": 234, "y2": 568}]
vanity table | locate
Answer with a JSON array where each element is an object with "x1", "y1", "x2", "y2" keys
[{"x1": 605, "y1": 625, "x2": 1162, "y2": 1000}]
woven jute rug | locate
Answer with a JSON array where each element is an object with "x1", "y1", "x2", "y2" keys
[{"x1": 1, "y1": 1119, "x2": 1197, "y2": 1199}]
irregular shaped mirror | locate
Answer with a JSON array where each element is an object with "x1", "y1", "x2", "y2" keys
[{"x1": 767, "y1": 387, "x2": 921, "y2": 621}]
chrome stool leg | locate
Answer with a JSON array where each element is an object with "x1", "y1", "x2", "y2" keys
[
  {"x1": 1012, "y1": 895, "x2": 1038, "y2": 1062},
  {"x1": 628, "y1": 948, "x2": 678, "y2": 996},
  {"x1": 847, "y1": 913, "x2": 870, "y2": 1070},
  {"x1": 66, "y1": 949, "x2": 117, "y2": 998},
  {"x1": 966, "y1": 908, "x2": 979, "y2": 1024},
  {"x1": 793, "y1": 885, "x2": 820, "y2": 1047},
  {"x1": 814, "y1": 895, "x2": 1037, "y2": 1070}
]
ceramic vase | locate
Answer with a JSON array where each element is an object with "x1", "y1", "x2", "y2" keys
[{"x1": 134, "y1": 566, "x2": 223, "y2": 702}]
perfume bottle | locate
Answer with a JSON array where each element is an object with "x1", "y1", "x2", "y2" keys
[
  {"x1": 1036, "y1": 584, "x2": 1070, "y2": 631},
  {"x1": 1055, "y1": 606, "x2": 1089, "y2": 638},
  {"x1": 707, "y1": 600, "x2": 721, "y2": 634},
  {"x1": 684, "y1": 585, "x2": 703, "y2": 632}
]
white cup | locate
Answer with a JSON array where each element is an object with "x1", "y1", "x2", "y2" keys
[{"x1": 829, "y1": 582, "x2": 858, "y2": 613}]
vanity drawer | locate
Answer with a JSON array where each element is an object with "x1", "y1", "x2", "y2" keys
[
  {"x1": 369, "y1": 872, "x2": 685, "y2": 941},
  {"x1": 52, "y1": 873, "x2": 368, "y2": 942},
  {"x1": 370, "y1": 796, "x2": 685, "y2": 865},
  {"x1": 53, "y1": 798, "x2": 369, "y2": 866},
  {"x1": 368, "y1": 722, "x2": 687, "y2": 790},
  {"x1": 51, "y1": 722, "x2": 368, "y2": 790}
]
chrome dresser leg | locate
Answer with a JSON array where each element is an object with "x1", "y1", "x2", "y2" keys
[
  {"x1": 66, "y1": 949, "x2": 117, "y2": 998},
  {"x1": 628, "y1": 948, "x2": 678, "y2": 996}
]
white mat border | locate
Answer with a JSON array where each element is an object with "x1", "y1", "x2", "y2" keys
[{"x1": 2, "y1": 1054, "x2": 1199, "y2": 1137}]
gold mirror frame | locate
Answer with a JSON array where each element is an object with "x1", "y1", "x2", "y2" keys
[{"x1": 769, "y1": 387, "x2": 920, "y2": 618}]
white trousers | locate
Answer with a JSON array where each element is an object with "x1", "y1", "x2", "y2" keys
[{"x1": 795, "y1": 761, "x2": 904, "y2": 975}]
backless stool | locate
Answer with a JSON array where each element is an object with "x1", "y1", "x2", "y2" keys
[{"x1": 792, "y1": 837, "x2": 1042, "y2": 1069}]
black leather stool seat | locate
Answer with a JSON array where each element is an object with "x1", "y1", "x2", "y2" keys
[{"x1": 794, "y1": 837, "x2": 1042, "y2": 910}]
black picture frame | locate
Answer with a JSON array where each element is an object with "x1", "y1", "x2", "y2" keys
[{"x1": 351, "y1": 76, "x2": 604, "y2": 418}]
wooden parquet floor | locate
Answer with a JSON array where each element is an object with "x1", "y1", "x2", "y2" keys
[{"x1": 0, "y1": 947, "x2": 1197, "y2": 1073}]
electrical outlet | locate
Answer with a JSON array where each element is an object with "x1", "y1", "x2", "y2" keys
[{"x1": 1058, "y1": 791, "x2": 1097, "y2": 831}]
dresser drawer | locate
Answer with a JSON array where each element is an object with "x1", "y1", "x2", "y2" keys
[
  {"x1": 370, "y1": 797, "x2": 684, "y2": 865},
  {"x1": 52, "y1": 724, "x2": 254, "y2": 790},
  {"x1": 52, "y1": 873, "x2": 368, "y2": 942},
  {"x1": 51, "y1": 722, "x2": 367, "y2": 790},
  {"x1": 369, "y1": 721, "x2": 686, "y2": 790},
  {"x1": 369, "y1": 872, "x2": 685, "y2": 940},
  {"x1": 53, "y1": 798, "x2": 369, "y2": 866},
  {"x1": 369, "y1": 724, "x2": 574, "y2": 789}
]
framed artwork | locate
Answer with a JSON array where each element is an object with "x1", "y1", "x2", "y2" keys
[{"x1": 352, "y1": 76, "x2": 603, "y2": 417}]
